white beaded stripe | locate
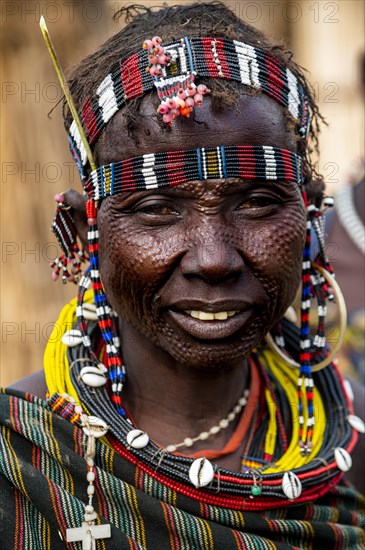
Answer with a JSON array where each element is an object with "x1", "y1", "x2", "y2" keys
[
  {"x1": 97, "y1": 74, "x2": 118, "y2": 124},
  {"x1": 263, "y1": 146, "x2": 277, "y2": 180},
  {"x1": 70, "y1": 120, "x2": 88, "y2": 167},
  {"x1": 142, "y1": 153, "x2": 158, "y2": 189},
  {"x1": 88, "y1": 230, "x2": 99, "y2": 240},
  {"x1": 233, "y1": 41, "x2": 260, "y2": 87},
  {"x1": 314, "y1": 335, "x2": 326, "y2": 347},
  {"x1": 76, "y1": 306, "x2": 85, "y2": 317},
  {"x1": 317, "y1": 305, "x2": 327, "y2": 316},
  {"x1": 201, "y1": 148, "x2": 208, "y2": 179},
  {"x1": 286, "y1": 68, "x2": 300, "y2": 119},
  {"x1": 178, "y1": 45, "x2": 187, "y2": 73},
  {"x1": 112, "y1": 382, "x2": 123, "y2": 392},
  {"x1": 300, "y1": 339, "x2": 311, "y2": 349},
  {"x1": 142, "y1": 153, "x2": 155, "y2": 166},
  {"x1": 90, "y1": 172, "x2": 100, "y2": 201},
  {"x1": 154, "y1": 74, "x2": 191, "y2": 89},
  {"x1": 142, "y1": 171, "x2": 158, "y2": 188},
  {"x1": 106, "y1": 344, "x2": 118, "y2": 354},
  {"x1": 96, "y1": 305, "x2": 112, "y2": 316},
  {"x1": 216, "y1": 147, "x2": 223, "y2": 178},
  {"x1": 211, "y1": 40, "x2": 224, "y2": 77}
]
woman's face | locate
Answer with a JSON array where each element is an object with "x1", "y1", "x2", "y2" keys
[{"x1": 96, "y1": 93, "x2": 306, "y2": 370}]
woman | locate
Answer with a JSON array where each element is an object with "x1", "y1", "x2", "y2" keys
[{"x1": 1, "y1": 3, "x2": 364, "y2": 549}]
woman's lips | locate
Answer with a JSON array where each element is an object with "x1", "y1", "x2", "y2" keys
[{"x1": 165, "y1": 308, "x2": 255, "y2": 340}]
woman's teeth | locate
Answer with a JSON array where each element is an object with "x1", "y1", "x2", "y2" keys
[{"x1": 185, "y1": 310, "x2": 238, "y2": 321}]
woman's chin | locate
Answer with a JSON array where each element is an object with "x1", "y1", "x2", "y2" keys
[{"x1": 155, "y1": 319, "x2": 266, "y2": 371}]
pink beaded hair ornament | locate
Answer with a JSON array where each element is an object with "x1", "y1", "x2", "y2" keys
[{"x1": 143, "y1": 35, "x2": 210, "y2": 125}]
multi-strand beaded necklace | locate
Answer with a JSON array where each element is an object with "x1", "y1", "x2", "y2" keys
[{"x1": 44, "y1": 294, "x2": 362, "y2": 510}]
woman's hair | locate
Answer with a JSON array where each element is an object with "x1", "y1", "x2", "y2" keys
[{"x1": 64, "y1": 1, "x2": 325, "y2": 201}]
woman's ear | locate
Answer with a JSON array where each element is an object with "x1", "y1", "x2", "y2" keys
[{"x1": 63, "y1": 188, "x2": 89, "y2": 250}]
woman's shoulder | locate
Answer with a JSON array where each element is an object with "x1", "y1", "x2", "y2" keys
[{"x1": 8, "y1": 370, "x2": 48, "y2": 399}]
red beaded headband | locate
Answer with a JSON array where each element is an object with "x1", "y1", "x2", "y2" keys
[
  {"x1": 68, "y1": 36, "x2": 310, "y2": 181},
  {"x1": 85, "y1": 145, "x2": 303, "y2": 202}
]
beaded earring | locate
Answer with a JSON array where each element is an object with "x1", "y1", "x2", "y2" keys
[
  {"x1": 57, "y1": 213, "x2": 128, "y2": 416},
  {"x1": 50, "y1": 193, "x2": 88, "y2": 284},
  {"x1": 85, "y1": 199, "x2": 127, "y2": 416},
  {"x1": 267, "y1": 191, "x2": 343, "y2": 454}
]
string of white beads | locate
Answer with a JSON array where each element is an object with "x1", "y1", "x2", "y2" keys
[{"x1": 164, "y1": 389, "x2": 249, "y2": 454}]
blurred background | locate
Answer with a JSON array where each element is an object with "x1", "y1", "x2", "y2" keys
[{"x1": 1, "y1": 0, "x2": 364, "y2": 386}]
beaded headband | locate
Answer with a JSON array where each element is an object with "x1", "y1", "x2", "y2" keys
[
  {"x1": 68, "y1": 37, "x2": 310, "y2": 180},
  {"x1": 85, "y1": 145, "x2": 303, "y2": 202}
]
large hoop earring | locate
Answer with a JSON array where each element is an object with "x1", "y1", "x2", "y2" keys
[{"x1": 265, "y1": 264, "x2": 347, "y2": 372}]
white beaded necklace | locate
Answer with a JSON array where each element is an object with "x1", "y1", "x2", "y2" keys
[
  {"x1": 336, "y1": 186, "x2": 365, "y2": 255},
  {"x1": 126, "y1": 389, "x2": 250, "y2": 454},
  {"x1": 164, "y1": 389, "x2": 250, "y2": 453}
]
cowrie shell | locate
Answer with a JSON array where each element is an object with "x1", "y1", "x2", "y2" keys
[
  {"x1": 347, "y1": 415, "x2": 365, "y2": 433},
  {"x1": 282, "y1": 471, "x2": 302, "y2": 500},
  {"x1": 189, "y1": 458, "x2": 214, "y2": 488},
  {"x1": 61, "y1": 329, "x2": 82, "y2": 347},
  {"x1": 82, "y1": 303, "x2": 98, "y2": 321},
  {"x1": 126, "y1": 429, "x2": 149, "y2": 449},
  {"x1": 79, "y1": 366, "x2": 107, "y2": 388},
  {"x1": 343, "y1": 380, "x2": 354, "y2": 402},
  {"x1": 82, "y1": 416, "x2": 108, "y2": 438},
  {"x1": 334, "y1": 447, "x2": 352, "y2": 472}
]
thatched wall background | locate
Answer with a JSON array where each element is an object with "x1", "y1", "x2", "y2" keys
[{"x1": 1, "y1": 0, "x2": 364, "y2": 387}]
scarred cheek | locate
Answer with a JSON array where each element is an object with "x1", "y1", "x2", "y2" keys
[
  {"x1": 241, "y1": 208, "x2": 305, "y2": 304},
  {"x1": 97, "y1": 216, "x2": 183, "y2": 316}
]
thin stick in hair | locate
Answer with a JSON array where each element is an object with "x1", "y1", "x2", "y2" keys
[{"x1": 39, "y1": 15, "x2": 96, "y2": 171}]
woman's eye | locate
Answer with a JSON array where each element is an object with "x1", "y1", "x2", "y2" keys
[
  {"x1": 138, "y1": 204, "x2": 179, "y2": 216},
  {"x1": 237, "y1": 196, "x2": 279, "y2": 210},
  {"x1": 130, "y1": 202, "x2": 182, "y2": 225}
]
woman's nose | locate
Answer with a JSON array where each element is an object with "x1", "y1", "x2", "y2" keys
[{"x1": 180, "y1": 225, "x2": 245, "y2": 283}]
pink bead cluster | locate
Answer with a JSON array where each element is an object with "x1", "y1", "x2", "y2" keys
[
  {"x1": 143, "y1": 36, "x2": 171, "y2": 77},
  {"x1": 143, "y1": 36, "x2": 210, "y2": 125}
]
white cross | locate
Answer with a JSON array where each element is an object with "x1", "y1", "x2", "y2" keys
[{"x1": 66, "y1": 522, "x2": 111, "y2": 550}]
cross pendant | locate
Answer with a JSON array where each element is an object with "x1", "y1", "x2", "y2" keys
[{"x1": 66, "y1": 522, "x2": 111, "y2": 550}]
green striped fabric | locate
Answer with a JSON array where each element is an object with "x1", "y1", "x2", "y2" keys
[{"x1": 1, "y1": 388, "x2": 364, "y2": 549}]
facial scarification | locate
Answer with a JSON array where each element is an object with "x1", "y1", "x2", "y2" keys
[{"x1": 96, "y1": 93, "x2": 306, "y2": 371}]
